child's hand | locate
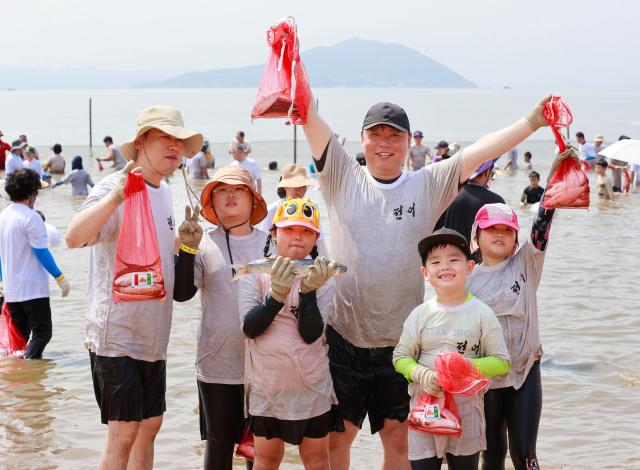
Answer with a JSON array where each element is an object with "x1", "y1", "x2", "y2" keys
[
  {"x1": 269, "y1": 256, "x2": 296, "y2": 303},
  {"x1": 178, "y1": 205, "x2": 203, "y2": 250},
  {"x1": 299, "y1": 256, "x2": 332, "y2": 294},
  {"x1": 412, "y1": 365, "x2": 443, "y2": 397}
]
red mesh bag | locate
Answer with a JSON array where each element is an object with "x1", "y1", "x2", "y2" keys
[
  {"x1": 434, "y1": 352, "x2": 489, "y2": 396},
  {"x1": 0, "y1": 302, "x2": 27, "y2": 356},
  {"x1": 112, "y1": 173, "x2": 166, "y2": 303},
  {"x1": 408, "y1": 391, "x2": 461, "y2": 437},
  {"x1": 541, "y1": 97, "x2": 590, "y2": 209},
  {"x1": 251, "y1": 17, "x2": 312, "y2": 125},
  {"x1": 235, "y1": 429, "x2": 255, "y2": 461},
  {"x1": 542, "y1": 154, "x2": 590, "y2": 209}
]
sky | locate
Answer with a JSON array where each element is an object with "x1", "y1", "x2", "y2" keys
[{"x1": 3, "y1": 0, "x2": 640, "y2": 91}]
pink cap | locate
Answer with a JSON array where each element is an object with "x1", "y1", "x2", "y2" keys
[{"x1": 470, "y1": 203, "x2": 519, "y2": 252}]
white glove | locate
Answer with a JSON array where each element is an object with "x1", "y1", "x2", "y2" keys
[
  {"x1": 109, "y1": 160, "x2": 141, "y2": 205},
  {"x1": 268, "y1": 256, "x2": 295, "y2": 303},
  {"x1": 524, "y1": 95, "x2": 552, "y2": 131},
  {"x1": 299, "y1": 257, "x2": 332, "y2": 294},
  {"x1": 413, "y1": 365, "x2": 443, "y2": 397},
  {"x1": 55, "y1": 274, "x2": 70, "y2": 298},
  {"x1": 178, "y1": 205, "x2": 203, "y2": 250}
]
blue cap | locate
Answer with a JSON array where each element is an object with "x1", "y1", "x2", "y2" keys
[{"x1": 470, "y1": 157, "x2": 500, "y2": 180}]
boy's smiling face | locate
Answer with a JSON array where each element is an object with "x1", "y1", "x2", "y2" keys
[
  {"x1": 421, "y1": 244, "x2": 475, "y2": 295},
  {"x1": 529, "y1": 175, "x2": 540, "y2": 188}
]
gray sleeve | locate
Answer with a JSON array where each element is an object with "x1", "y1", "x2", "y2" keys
[
  {"x1": 315, "y1": 280, "x2": 334, "y2": 323},
  {"x1": 423, "y1": 152, "x2": 463, "y2": 228},
  {"x1": 238, "y1": 274, "x2": 264, "y2": 328},
  {"x1": 316, "y1": 134, "x2": 359, "y2": 207},
  {"x1": 479, "y1": 305, "x2": 510, "y2": 361}
]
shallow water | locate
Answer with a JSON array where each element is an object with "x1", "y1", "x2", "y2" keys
[{"x1": 1, "y1": 137, "x2": 639, "y2": 469}]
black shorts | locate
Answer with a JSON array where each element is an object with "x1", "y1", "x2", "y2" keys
[
  {"x1": 248, "y1": 406, "x2": 342, "y2": 445},
  {"x1": 90, "y1": 352, "x2": 166, "y2": 425},
  {"x1": 326, "y1": 325, "x2": 410, "y2": 434},
  {"x1": 197, "y1": 381, "x2": 245, "y2": 443}
]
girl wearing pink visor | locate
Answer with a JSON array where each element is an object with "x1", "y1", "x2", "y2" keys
[
  {"x1": 239, "y1": 199, "x2": 341, "y2": 469},
  {"x1": 467, "y1": 202, "x2": 556, "y2": 470}
]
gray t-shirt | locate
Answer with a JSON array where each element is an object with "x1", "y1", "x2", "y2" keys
[
  {"x1": 194, "y1": 227, "x2": 268, "y2": 384},
  {"x1": 408, "y1": 144, "x2": 431, "y2": 171},
  {"x1": 80, "y1": 174, "x2": 176, "y2": 361},
  {"x1": 110, "y1": 144, "x2": 126, "y2": 171},
  {"x1": 466, "y1": 240, "x2": 545, "y2": 390},
  {"x1": 61, "y1": 169, "x2": 94, "y2": 196},
  {"x1": 317, "y1": 135, "x2": 462, "y2": 347}
]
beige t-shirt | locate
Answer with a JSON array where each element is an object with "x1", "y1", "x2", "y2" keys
[
  {"x1": 317, "y1": 135, "x2": 462, "y2": 348},
  {"x1": 194, "y1": 227, "x2": 268, "y2": 384},
  {"x1": 239, "y1": 274, "x2": 337, "y2": 420},
  {"x1": 596, "y1": 174, "x2": 614, "y2": 200},
  {"x1": 46, "y1": 153, "x2": 66, "y2": 174},
  {"x1": 466, "y1": 240, "x2": 545, "y2": 390},
  {"x1": 80, "y1": 174, "x2": 176, "y2": 362},
  {"x1": 393, "y1": 295, "x2": 509, "y2": 459}
]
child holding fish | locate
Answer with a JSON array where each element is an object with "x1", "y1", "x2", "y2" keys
[
  {"x1": 173, "y1": 166, "x2": 268, "y2": 470},
  {"x1": 466, "y1": 179, "x2": 566, "y2": 469},
  {"x1": 238, "y1": 198, "x2": 344, "y2": 470}
]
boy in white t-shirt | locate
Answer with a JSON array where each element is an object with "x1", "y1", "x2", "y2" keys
[
  {"x1": 393, "y1": 228, "x2": 509, "y2": 470},
  {"x1": 66, "y1": 106, "x2": 202, "y2": 469}
]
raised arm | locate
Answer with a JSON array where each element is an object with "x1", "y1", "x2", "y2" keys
[
  {"x1": 302, "y1": 99, "x2": 333, "y2": 161},
  {"x1": 460, "y1": 96, "x2": 551, "y2": 183}
]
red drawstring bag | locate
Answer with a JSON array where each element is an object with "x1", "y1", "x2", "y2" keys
[
  {"x1": 235, "y1": 429, "x2": 255, "y2": 461},
  {"x1": 542, "y1": 97, "x2": 590, "y2": 209},
  {"x1": 0, "y1": 302, "x2": 27, "y2": 356},
  {"x1": 251, "y1": 17, "x2": 312, "y2": 125},
  {"x1": 434, "y1": 352, "x2": 489, "y2": 396},
  {"x1": 112, "y1": 173, "x2": 166, "y2": 303},
  {"x1": 408, "y1": 391, "x2": 462, "y2": 437}
]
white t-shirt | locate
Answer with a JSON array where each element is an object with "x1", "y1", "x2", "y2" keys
[
  {"x1": 4, "y1": 152, "x2": 23, "y2": 175},
  {"x1": 45, "y1": 222, "x2": 61, "y2": 247},
  {"x1": 188, "y1": 151, "x2": 207, "y2": 179},
  {"x1": 240, "y1": 273, "x2": 337, "y2": 420},
  {"x1": 579, "y1": 142, "x2": 597, "y2": 160},
  {"x1": 0, "y1": 203, "x2": 50, "y2": 302},
  {"x1": 23, "y1": 158, "x2": 43, "y2": 176},
  {"x1": 79, "y1": 174, "x2": 176, "y2": 361},
  {"x1": 393, "y1": 295, "x2": 509, "y2": 459},
  {"x1": 194, "y1": 227, "x2": 268, "y2": 384},
  {"x1": 317, "y1": 135, "x2": 462, "y2": 348},
  {"x1": 466, "y1": 240, "x2": 545, "y2": 390},
  {"x1": 230, "y1": 157, "x2": 261, "y2": 183}
]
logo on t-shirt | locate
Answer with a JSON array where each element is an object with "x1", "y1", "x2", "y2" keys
[{"x1": 167, "y1": 216, "x2": 174, "y2": 231}]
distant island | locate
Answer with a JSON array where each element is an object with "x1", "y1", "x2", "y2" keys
[
  {"x1": 136, "y1": 39, "x2": 475, "y2": 89},
  {"x1": 0, "y1": 39, "x2": 475, "y2": 90}
]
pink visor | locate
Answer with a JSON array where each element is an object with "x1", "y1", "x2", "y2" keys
[
  {"x1": 274, "y1": 220, "x2": 321, "y2": 234},
  {"x1": 470, "y1": 203, "x2": 519, "y2": 251}
]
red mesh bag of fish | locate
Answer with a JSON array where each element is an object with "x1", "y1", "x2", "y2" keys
[
  {"x1": 251, "y1": 17, "x2": 311, "y2": 125},
  {"x1": 408, "y1": 391, "x2": 462, "y2": 437},
  {"x1": 0, "y1": 303, "x2": 27, "y2": 356},
  {"x1": 541, "y1": 97, "x2": 590, "y2": 209},
  {"x1": 235, "y1": 429, "x2": 255, "y2": 461},
  {"x1": 112, "y1": 172, "x2": 166, "y2": 303},
  {"x1": 434, "y1": 352, "x2": 489, "y2": 396}
]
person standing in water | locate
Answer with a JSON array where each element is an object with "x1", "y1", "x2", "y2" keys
[
  {"x1": 54, "y1": 156, "x2": 94, "y2": 196},
  {"x1": 97, "y1": 135, "x2": 127, "y2": 171},
  {"x1": 66, "y1": 106, "x2": 202, "y2": 470}
]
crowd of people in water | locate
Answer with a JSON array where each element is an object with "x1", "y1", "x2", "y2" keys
[{"x1": 0, "y1": 89, "x2": 638, "y2": 470}]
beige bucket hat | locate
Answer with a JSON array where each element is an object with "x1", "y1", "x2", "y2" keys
[
  {"x1": 277, "y1": 163, "x2": 316, "y2": 188},
  {"x1": 200, "y1": 166, "x2": 268, "y2": 225},
  {"x1": 119, "y1": 105, "x2": 203, "y2": 161}
]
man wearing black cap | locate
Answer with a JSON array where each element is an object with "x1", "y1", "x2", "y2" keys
[
  {"x1": 433, "y1": 140, "x2": 450, "y2": 162},
  {"x1": 302, "y1": 94, "x2": 550, "y2": 469}
]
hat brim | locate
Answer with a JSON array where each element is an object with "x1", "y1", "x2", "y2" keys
[
  {"x1": 200, "y1": 180, "x2": 267, "y2": 226},
  {"x1": 477, "y1": 219, "x2": 520, "y2": 232},
  {"x1": 120, "y1": 124, "x2": 203, "y2": 161},
  {"x1": 418, "y1": 233, "x2": 471, "y2": 261},
  {"x1": 275, "y1": 220, "x2": 321, "y2": 234},
  {"x1": 362, "y1": 122, "x2": 409, "y2": 133},
  {"x1": 277, "y1": 175, "x2": 317, "y2": 189}
]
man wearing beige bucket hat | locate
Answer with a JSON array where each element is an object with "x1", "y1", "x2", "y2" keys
[
  {"x1": 174, "y1": 165, "x2": 267, "y2": 470},
  {"x1": 65, "y1": 105, "x2": 202, "y2": 469}
]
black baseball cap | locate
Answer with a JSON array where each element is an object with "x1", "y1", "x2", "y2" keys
[
  {"x1": 436, "y1": 140, "x2": 449, "y2": 149},
  {"x1": 418, "y1": 228, "x2": 472, "y2": 264},
  {"x1": 362, "y1": 102, "x2": 410, "y2": 133}
]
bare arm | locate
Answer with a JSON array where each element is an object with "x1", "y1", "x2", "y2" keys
[
  {"x1": 302, "y1": 99, "x2": 333, "y2": 160},
  {"x1": 100, "y1": 147, "x2": 115, "y2": 163},
  {"x1": 65, "y1": 197, "x2": 120, "y2": 248},
  {"x1": 460, "y1": 96, "x2": 550, "y2": 183}
]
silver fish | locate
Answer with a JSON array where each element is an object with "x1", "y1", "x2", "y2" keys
[{"x1": 231, "y1": 257, "x2": 347, "y2": 280}]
